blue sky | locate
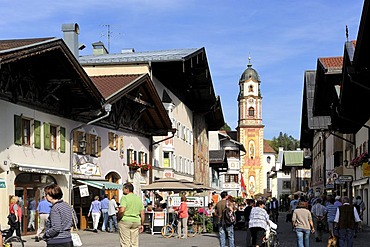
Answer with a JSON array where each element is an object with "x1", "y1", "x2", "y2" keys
[{"x1": 0, "y1": 0, "x2": 364, "y2": 139}]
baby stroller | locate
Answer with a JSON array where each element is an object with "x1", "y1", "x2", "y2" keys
[{"x1": 263, "y1": 220, "x2": 280, "y2": 247}]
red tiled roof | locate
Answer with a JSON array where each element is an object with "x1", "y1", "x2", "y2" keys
[
  {"x1": 0, "y1": 37, "x2": 55, "y2": 52},
  {"x1": 319, "y1": 57, "x2": 343, "y2": 70},
  {"x1": 90, "y1": 74, "x2": 144, "y2": 99},
  {"x1": 264, "y1": 140, "x2": 276, "y2": 153}
]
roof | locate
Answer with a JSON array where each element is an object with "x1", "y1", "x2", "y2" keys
[
  {"x1": 0, "y1": 37, "x2": 55, "y2": 52},
  {"x1": 80, "y1": 47, "x2": 225, "y2": 130},
  {"x1": 263, "y1": 141, "x2": 276, "y2": 154},
  {"x1": 90, "y1": 74, "x2": 173, "y2": 135},
  {"x1": 90, "y1": 74, "x2": 144, "y2": 99},
  {"x1": 79, "y1": 48, "x2": 200, "y2": 64},
  {"x1": 300, "y1": 70, "x2": 331, "y2": 148},
  {"x1": 0, "y1": 37, "x2": 103, "y2": 119},
  {"x1": 218, "y1": 131, "x2": 246, "y2": 152},
  {"x1": 318, "y1": 57, "x2": 343, "y2": 73}
]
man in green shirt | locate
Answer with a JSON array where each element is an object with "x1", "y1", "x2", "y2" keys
[{"x1": 117, "y1": 183, "x2": 145, "y2": 247}]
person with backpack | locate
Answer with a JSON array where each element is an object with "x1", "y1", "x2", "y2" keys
[
  {"x1": 249, "y1": 200, "x2": 270, "y2": 247},
  {"x1": 214, "y1": 191, "x2": 235, "y2": 247}
]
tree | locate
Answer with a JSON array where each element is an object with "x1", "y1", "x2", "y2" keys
[
  {"x1": 220, "y1": 123, "x2": 231, "y2": 131},
  {"x1": 268, "y1": 132, "x2": 299, "y2": 152}
]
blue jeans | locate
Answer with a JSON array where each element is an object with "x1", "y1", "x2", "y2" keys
[
  {"x1": 218, "y1": 222, "x2": 234, "y2": 247},
  {"x1": 108, "y1": 214, "x2": 118, "y2": 232},
  {"x1": 295, "y1": 228, "x2": 310, "y2": 247},
  {"x1": 338, "y1": 228, "x2": 354, "y2": 247},
  {"x1": 101, "y1": 209, "x2": 108, "y2": 231}
]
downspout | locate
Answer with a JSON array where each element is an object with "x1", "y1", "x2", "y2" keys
[
  {"x1": 148, "y1": 129, "x2": 176, "y2": 184},
  {"x1": 69, "y1": 104, "x2": 112, "y2": 204}
]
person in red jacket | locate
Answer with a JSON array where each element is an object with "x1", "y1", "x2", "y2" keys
[
  {"x1": 7, "y1": 196, "x2": 25, "y2": 242},
  {"x1": 176, "y1": 196, "x2": 189, "y2": 239}
]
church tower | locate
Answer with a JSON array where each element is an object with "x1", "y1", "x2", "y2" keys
[{"x1": 237, "y1": 57, "x2": 265, "y2": 197}]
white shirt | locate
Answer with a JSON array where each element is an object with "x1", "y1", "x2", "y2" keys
[
  {"x1": 108, "y1": 199, "x2": 118, "y2": 216},
  {"x1": 249, "y1": 207, "x2": 269, "y2": 230}
]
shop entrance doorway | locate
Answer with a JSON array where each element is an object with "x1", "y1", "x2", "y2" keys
[{"x1": 14, "y1": 173, "x2": 56, "y2": 235}]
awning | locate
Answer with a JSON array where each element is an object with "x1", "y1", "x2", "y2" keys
[
  {"x1": 11, "y1": 163, "x2": 69, "y2": 175},
  {"x1": 284, "y1": 151, "x2": 304, "y2": 167},
  {"x1": 76, "y1": 179, "x2": 122, "y2": 190},
  {"x1": 0, "y1": 178, "x2": 6, "y2": 188},
  {"x1": 352, "y1": 178, "x2": 369, "y2": 187}
]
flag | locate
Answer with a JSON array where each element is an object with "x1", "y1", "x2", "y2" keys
[{"x1": 240, "y1": 174, "x2": 246, "y2": 191}]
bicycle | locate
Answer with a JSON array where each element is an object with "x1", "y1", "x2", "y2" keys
[
  {"x1": 161, "y1": 214, "x2": 197, "y2": 238},
  {"x1": 1, "y1": 229, "x2": 24, "y2": 247},
  {"x1": 263, "y1": 220, "x2": 280, "y2": 247}
]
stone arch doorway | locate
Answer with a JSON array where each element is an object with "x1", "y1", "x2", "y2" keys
[
  {"x1": 14, "y1": 173, "x2": 56, "y2": 235},
  {"x1": 105, "y1": 171, "x2": 121, "y2": 201}
]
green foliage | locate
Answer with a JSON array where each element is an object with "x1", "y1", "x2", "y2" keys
[
  {"x1": 269, "y1": 132, "x2": 300, "y2": 152},
  {"x1": 220, "y1": 123, "x2": 231, "y2": 131}
]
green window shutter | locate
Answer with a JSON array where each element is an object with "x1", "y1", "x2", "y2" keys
[
  {"x1": 60, "y1": 127, "x2": 66, "y2": 153},
  {"x1": 44, "y1": 123, "x2": 51, "y2": 150},
  {"x1": 14, "y1": 115, "x2": 22, "y2": 145},
  {"x1": 134, "y1": 151, "x2": 137, "y2": 161},
  {"x1": 138, "y1": 152, "x2": 142, "y2": 164},
  {"x1": 145, "y1": 153, "x2": 148, "y2": 163},
  {"x1": 34, "y1": 120, "x2": 41, "y2": 149}
]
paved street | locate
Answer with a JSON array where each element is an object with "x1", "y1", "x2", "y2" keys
[{"x1": 21, "y1": 212, "x2": 369, "y2": 246}]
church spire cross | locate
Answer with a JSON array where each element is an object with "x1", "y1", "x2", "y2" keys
[{"x1": 247, "y1": 54, "x2": 252, "y2": 68}]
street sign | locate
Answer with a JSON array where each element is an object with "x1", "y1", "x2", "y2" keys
[
  {"x1": 335, "y1": 179, "x2": 346, "y2": 185},
  {"x1": 338, "y1": 175, "x2": 353, "y2": 182}
]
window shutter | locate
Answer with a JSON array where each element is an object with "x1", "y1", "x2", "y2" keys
[
  {"x1": 34, "y1": 120, "x2": 41, "y2": 149},
  {"x1": 134, "y1": 151, "x2": 137, "y2": 161},
  {"x1": 138, "y1": 152, "x2": 142, "y2": 164},
  {"x1": 44, "y1": 123, "x2": 50, "y2": 150},
  {"x1": 73, "y1": 131, "x2": 79, "y2": 153},
  {"x1": 60, "y1": 127, "x2": 66, "y2": 153},
  {"x1": 145, "y1": 153, "x2": 148, "y2": 163},
  {"x1": 14, "y1": 115, "x2": 22, "y2": 145},
  {"x1": 108, "y1": 132, "x2": 114, "y2": 149},
  {"x1": 97, "y1": 136, "x2": 101, "y2": 157}
]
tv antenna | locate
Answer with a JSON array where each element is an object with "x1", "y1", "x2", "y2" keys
[{"x1": 101, "y1": 24, "x2": 122, "y2": 52}]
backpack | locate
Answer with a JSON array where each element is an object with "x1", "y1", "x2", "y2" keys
[{"x1": 222, "y1": 202, "x2": 236, "y2": 226}]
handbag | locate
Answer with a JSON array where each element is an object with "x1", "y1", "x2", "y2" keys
[
  {"x1": 7, "y1": 213, "x2": 17, "y2": 226},
  {"x1": 71, "y1": 207, "x2": 83, "y2": 247}
]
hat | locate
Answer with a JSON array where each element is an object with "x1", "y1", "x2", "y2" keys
[{"x1": 335, "y1": 196, "x2": 341, "y2": 200}]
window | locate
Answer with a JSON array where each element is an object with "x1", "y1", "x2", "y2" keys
[
  {"x1": 283, "y1": 181, "x2": 291, "y2": 189},
  {"x1": 225, "y1": 174, "x2": 238, "y2": 183},
  {"x1": 283, "y1": 170, "x2": 290, "y2": 176},
  {"x1": 249, "y1": 85, "x2": 254, "y2": 92},
  {"x1": 50, "y1": 126, "x2": 57, "y2": 150},
  {"x1": 14, "y1": 115, "x2": 31, "y2": 146},
  {"x1": 267, "y1": 156, "x2": 271, "y2": 163},
  {"x1": 248, "y1": 107, "x2": 255, "y2": 116},
  {"x1": 108, "y1": 132, "x2": 118, "y2": 150},
  {"x1": 267, "y1": 172, "x2": 270, "y2": 190},
  {"x1": 127, "y1": 149, "x2": 134, "y2": 165},
  {"x1": 163, "y1": 151, "x2": 170, "y2": 167}
]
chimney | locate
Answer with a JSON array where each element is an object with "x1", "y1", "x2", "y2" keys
[
  {"x1": 61, "y1": 23, "x2": 80, "y2": 58},
  {"x1": 92, "y1": 41, "x2": 109, "y2": 55}
]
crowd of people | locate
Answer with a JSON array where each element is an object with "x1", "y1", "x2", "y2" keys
[{"x1": 4, "y1": 187, "x2": 367, "y2": 247}]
